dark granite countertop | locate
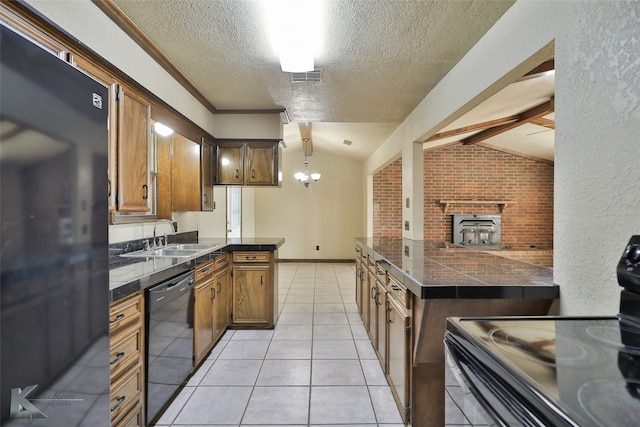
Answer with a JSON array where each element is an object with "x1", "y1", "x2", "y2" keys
[
  {"x1": 355, "y1": 237, "x2": 558, "y2": 300},
  {"x1": 109, "y1": 237, "x2": 284, "y2": 303}
]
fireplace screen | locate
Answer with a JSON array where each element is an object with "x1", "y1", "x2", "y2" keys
[{"x1": 452, "y1": 215, "x2": 501, "y2": 249}]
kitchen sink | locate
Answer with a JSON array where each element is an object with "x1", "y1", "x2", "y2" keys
[
  {"x1": 121, "y1": 248, "x2": 200, "y2": 258},
  {"x1": 170, "y1": 244, "x2": 214, "y2": 250}
]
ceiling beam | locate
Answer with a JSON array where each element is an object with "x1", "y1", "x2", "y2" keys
[
  {"x1": 530, "y1": 117, "x2": 555, "y2": 129},
  {"x1": 299, "y1": 122, "x2": 313, "y2": 156},
  {"x1": 461, "y1": 97, "x2": 555, "y2": 146},
  {"x1": 519, "y1": 59, "x2": 555, "y2": 82},
  {"x1": 423, "y1": 116, "x2": 518, "y2": 142}
]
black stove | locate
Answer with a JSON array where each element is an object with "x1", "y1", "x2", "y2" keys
[{"x1": 445, "y1": 236, "x2": 640, "y2": 426}]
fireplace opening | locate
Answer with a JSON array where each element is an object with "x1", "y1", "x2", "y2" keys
[{"x1": 452, "y1": 214, "x2": 501, "y2": 249}]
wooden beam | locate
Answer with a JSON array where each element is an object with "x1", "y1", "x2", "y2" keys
[
  {"x1": 423, "y1": 116, "x2": 518, "y2": 142},
  {"x1": 299, "y1": 122, "x2": 313, "y2": 156},
  {"x1": 462, "y1": 97, "x2": 555, "y2": 145},
  {"x1": 530, "y1": 117, "x2": 555, "y2": 129},
  {"x1": 519, "y1": 59, "x2": 555, "y2": 81}
]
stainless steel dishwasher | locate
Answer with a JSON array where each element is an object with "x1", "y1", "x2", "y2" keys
[{"x1": 145, "y1": 270, "x2": 195, "y2": 425}]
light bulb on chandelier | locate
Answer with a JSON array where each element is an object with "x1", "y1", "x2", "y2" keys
[{"x1": 294, "y1": 158, "x2": 321, "y2": 188}]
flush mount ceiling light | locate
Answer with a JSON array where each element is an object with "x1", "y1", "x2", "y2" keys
[
  {"x1": 154, "y1": 122, "x2": 173, "y2": 136},
  {"x1": 264, "y1": 0, "x2": 322, "y2": 73}
]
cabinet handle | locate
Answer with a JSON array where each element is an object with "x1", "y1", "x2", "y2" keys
[
  {"x1": 370, "y1": 286, "x2": 376, "y2": 299},
  {"x1": 235, "y1": 168, "x2": 240, "y2": 178},
  {"x1": 201, "y1": 266, "x2": 212, "y2": 274},
  {"x1": 110, "y1": 352, "x2": 125, "y2": 365},
  {"x1": 109, "y1": 313, "x2": 125, "y2": 324},
  {"x1": 376, "y1": 294, "x2": 383, "y2": 306},
  {"x1": 108, "y1": 178, "x2": 111, "y2": 197},
  {"x1": 142, "y1": 184, "x2": 148, "y2": 200},
  {"x1": 245, "y1": 256, "x2": 257, "y2": 260},
  {"x1": 251, "y1": 169, "x2": 256, "y2": 178},
  {"x1": 217, "y1": 282, "x2": 222, "y2": 294},
  {"x1": 203, "y1": 193, "x2": 208, "y2": 204},
  {"x1": 260, "y1": 275, "x2": 264, "y2": 286},
  {"x1": 210, "y1": 287, "x2": 215, "y2": 301},
  {"x1": 110, "y1": 396, "x2": 126, "y2": 413},
  {"x1": 386, "y1": 307, "x2": 392, "y2": 324}
]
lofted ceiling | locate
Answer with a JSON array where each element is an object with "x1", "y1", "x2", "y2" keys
[{"x1": 104, "y1": 0, "x2": 554, "y2": 162}]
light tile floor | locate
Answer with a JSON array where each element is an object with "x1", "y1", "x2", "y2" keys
[{"x1": 155, "y1": 262, "x2": 404, "y2": 426}]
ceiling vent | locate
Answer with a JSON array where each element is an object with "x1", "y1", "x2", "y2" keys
[{"x1": 291, "y1": 69, "x2": 323, "y2": 83}]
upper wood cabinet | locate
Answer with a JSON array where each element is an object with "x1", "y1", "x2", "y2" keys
[
  {"x1": 171, "y1": 133, "x2": 200, "y2": 212},
  {"x1": 216, "y1": 140, "x2": 281, "y2": 186},
  {"x1": 201, "y1": 137, "x2": 215, "y2": 210},
  {"x1": 117, "y1": 86, "x2": 151, "y2": 212}
]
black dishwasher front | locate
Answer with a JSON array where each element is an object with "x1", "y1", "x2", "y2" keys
[{"x1": 145, "y1": 270, "x2": 195, "y2": 425}]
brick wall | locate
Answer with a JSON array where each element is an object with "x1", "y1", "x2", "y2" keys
[
  {"x1": 373, "y1": 157, "x2": 403, "y2": 238},
  {"x1": 424, "y1": 144, "x2": 554, "y2": 250}
]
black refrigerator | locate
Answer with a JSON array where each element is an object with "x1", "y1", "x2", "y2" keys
[{"x1": 1, "y1": 24, "x2": 110, "y2": 425}]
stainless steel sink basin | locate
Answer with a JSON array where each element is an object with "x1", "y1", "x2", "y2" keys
[
  {"x1": 171, "y1": 244, "x2": 213, "y2": 250},
  {"x1": 121, "y1": 248, "x2": 199, "y2": 258}
]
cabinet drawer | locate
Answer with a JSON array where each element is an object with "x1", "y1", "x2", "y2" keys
[
  {"x1": 213, "y1": 253, "x2": 229, "y2": 271},
  {"x1": 388, "y1": 275, "x2": 411, "y2": 309},
  {"x1": 110, "y1": 294, "x2": 143, "y2": 335},
  {"x1": 114, "y1": 400, "x2": 143, "y2": 427},
  {"x1": 110, "y1": 327, "x2": 143, "y2": 380},
  {"x1": 195, "y1": 260, "x2": 214, "y2": 281},
  {"x1": 111, "y1": 364, "x2": 143, "y2": 423},
  {"x1": 233, "y1": 251, "x2": 270, "y2": 263}
]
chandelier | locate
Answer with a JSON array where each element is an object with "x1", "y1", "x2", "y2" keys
[{"x1": 294, "y1": 156, "x2": 321, "y2": 188}]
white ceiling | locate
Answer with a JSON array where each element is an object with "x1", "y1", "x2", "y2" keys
[{"x1": 108, "y1": 0, "x2": 554, "y2": 162}]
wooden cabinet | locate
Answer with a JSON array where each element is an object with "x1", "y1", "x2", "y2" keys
[
  {"x1": 355, "y1": 247, "x2": 412, "y2": 425},
  {"x1": 171, "y1": 133, "x2": 201, "y2": 211},
  {"x1": 109, "y1": 293, "x2": 145, "y2": 427},
  {"x1": 117, "y1": 87, "x2": 151, "y2": 212},
  {"x1": 386, "y1": 292, "x2": 412, "y2": 424},
  {"x1": 216, "y1": 141, "x2": 280, "y2": 186},
  {"x1": 201, "y1": 137, "x2": 215, "y2": 210},
  {"x1": 193, "y1": 254, "x2": 230, "y2": 367},
  {"x1": 231, "y1": 251, "x2": 276, "y2": 327}
]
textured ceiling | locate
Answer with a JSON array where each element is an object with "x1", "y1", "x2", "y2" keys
[{"x1": 107, "y1": 0, "x2": 555, "y2": 161}]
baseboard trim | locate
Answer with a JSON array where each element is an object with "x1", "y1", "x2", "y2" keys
[{"x1": 277, "y1": 259, "x2": 355, "y2": 263}]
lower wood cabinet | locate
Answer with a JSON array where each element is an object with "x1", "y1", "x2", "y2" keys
[
  {"x1": 109, "y1": 293, "x2": 145, "y2": 427},
  {"x1": 231, "y1": 251, "x2": 276, "y2": 328},
  {"x1": 193, "y1": 254, "x2": 230, "y2": 367},
  {"x1": 356, "y1": 246, "x2": 412, "y2": 425}
]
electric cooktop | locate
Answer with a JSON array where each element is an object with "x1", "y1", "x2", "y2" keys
[{"x1": 446, "y1": 314, "x2": 640, "y2": 426}]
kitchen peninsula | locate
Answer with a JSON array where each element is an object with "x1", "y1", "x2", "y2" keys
[{"x1": 354, "y1": 237, "x2": 559, "y2": 427}]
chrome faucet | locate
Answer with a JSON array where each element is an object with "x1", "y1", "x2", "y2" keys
[{"x1": 153, "y1": 219, "x2": 176, "y2": 248}]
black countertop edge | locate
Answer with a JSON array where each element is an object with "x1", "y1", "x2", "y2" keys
[
  {"x1": 109, "y1": 238, "x2": 284, "y2": 304},
  {"x1": 356, "y1": 237, "x2": 559, "y2": 300}
]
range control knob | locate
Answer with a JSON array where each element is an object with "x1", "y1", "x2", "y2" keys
[{"x1": 625, "y1": 245, "x2": 640, "y2": 264}]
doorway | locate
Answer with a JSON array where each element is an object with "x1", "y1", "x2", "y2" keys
[{"x1": 227, "y1": 186, "x2": 241, "y2": 238}]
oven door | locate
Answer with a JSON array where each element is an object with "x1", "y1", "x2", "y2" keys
[{"x1": 444, "y1": 331, "x2": 557, "y2": 427}]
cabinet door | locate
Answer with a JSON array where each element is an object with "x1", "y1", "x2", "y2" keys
[
  {"x1": 355, "y1": 260, "x2": 364, "y2": 316},
  {"x1": 201, "y1": 138, "x2": 214, "y2": 211},
  {"x1": 217, "y1": 145, "x2": 244, "y2": 185},
  {"x1": 193, "y1": 281, "x2": 214, "y2": 366},
  {"x1": 172, "y1": 133, "x2": 200, "y2": 212},
  {"x1": 213, "y1": 268, "x2": 230, "y2": 340},
  {"x1": 232, "y1": 265, "x2": 271, "y2": 325},
  {"x1": 71, "y1": 55, "x2": 118, "y2": 214},
  {"x1": 376, "y1": 288, "x2": 388, "y2": 372},
  {"x1": 117, "y1": 86, "x2": 151, "y2": 212},
  {"x1": 387, "y1": 298, "x2": 411, "y2": 424},
  {"x1": 245, "y1": 144, "x2": 276, "y2": 185},
  {"x1": 367, "y1": 270, "x2": 379, "y2": 349}
]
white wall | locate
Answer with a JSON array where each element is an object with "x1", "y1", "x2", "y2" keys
[
  {"x1": 254, "y1": 149, "x2": 365, "y2": 259},
  {"x1": 365, "y1": 0, "x2": 640, "y2": 315}
]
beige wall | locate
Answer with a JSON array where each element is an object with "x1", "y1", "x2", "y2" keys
[{"x1": 253, "y1": 149, "x2": 365, "y2": 260}]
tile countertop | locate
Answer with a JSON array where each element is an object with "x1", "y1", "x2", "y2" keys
[
  {"x1": 109, "y1": 237, "x2": 284, "y2": 303},
  {"x1": 355, "y1": 237, "x2": 559, "y2": 300}
]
